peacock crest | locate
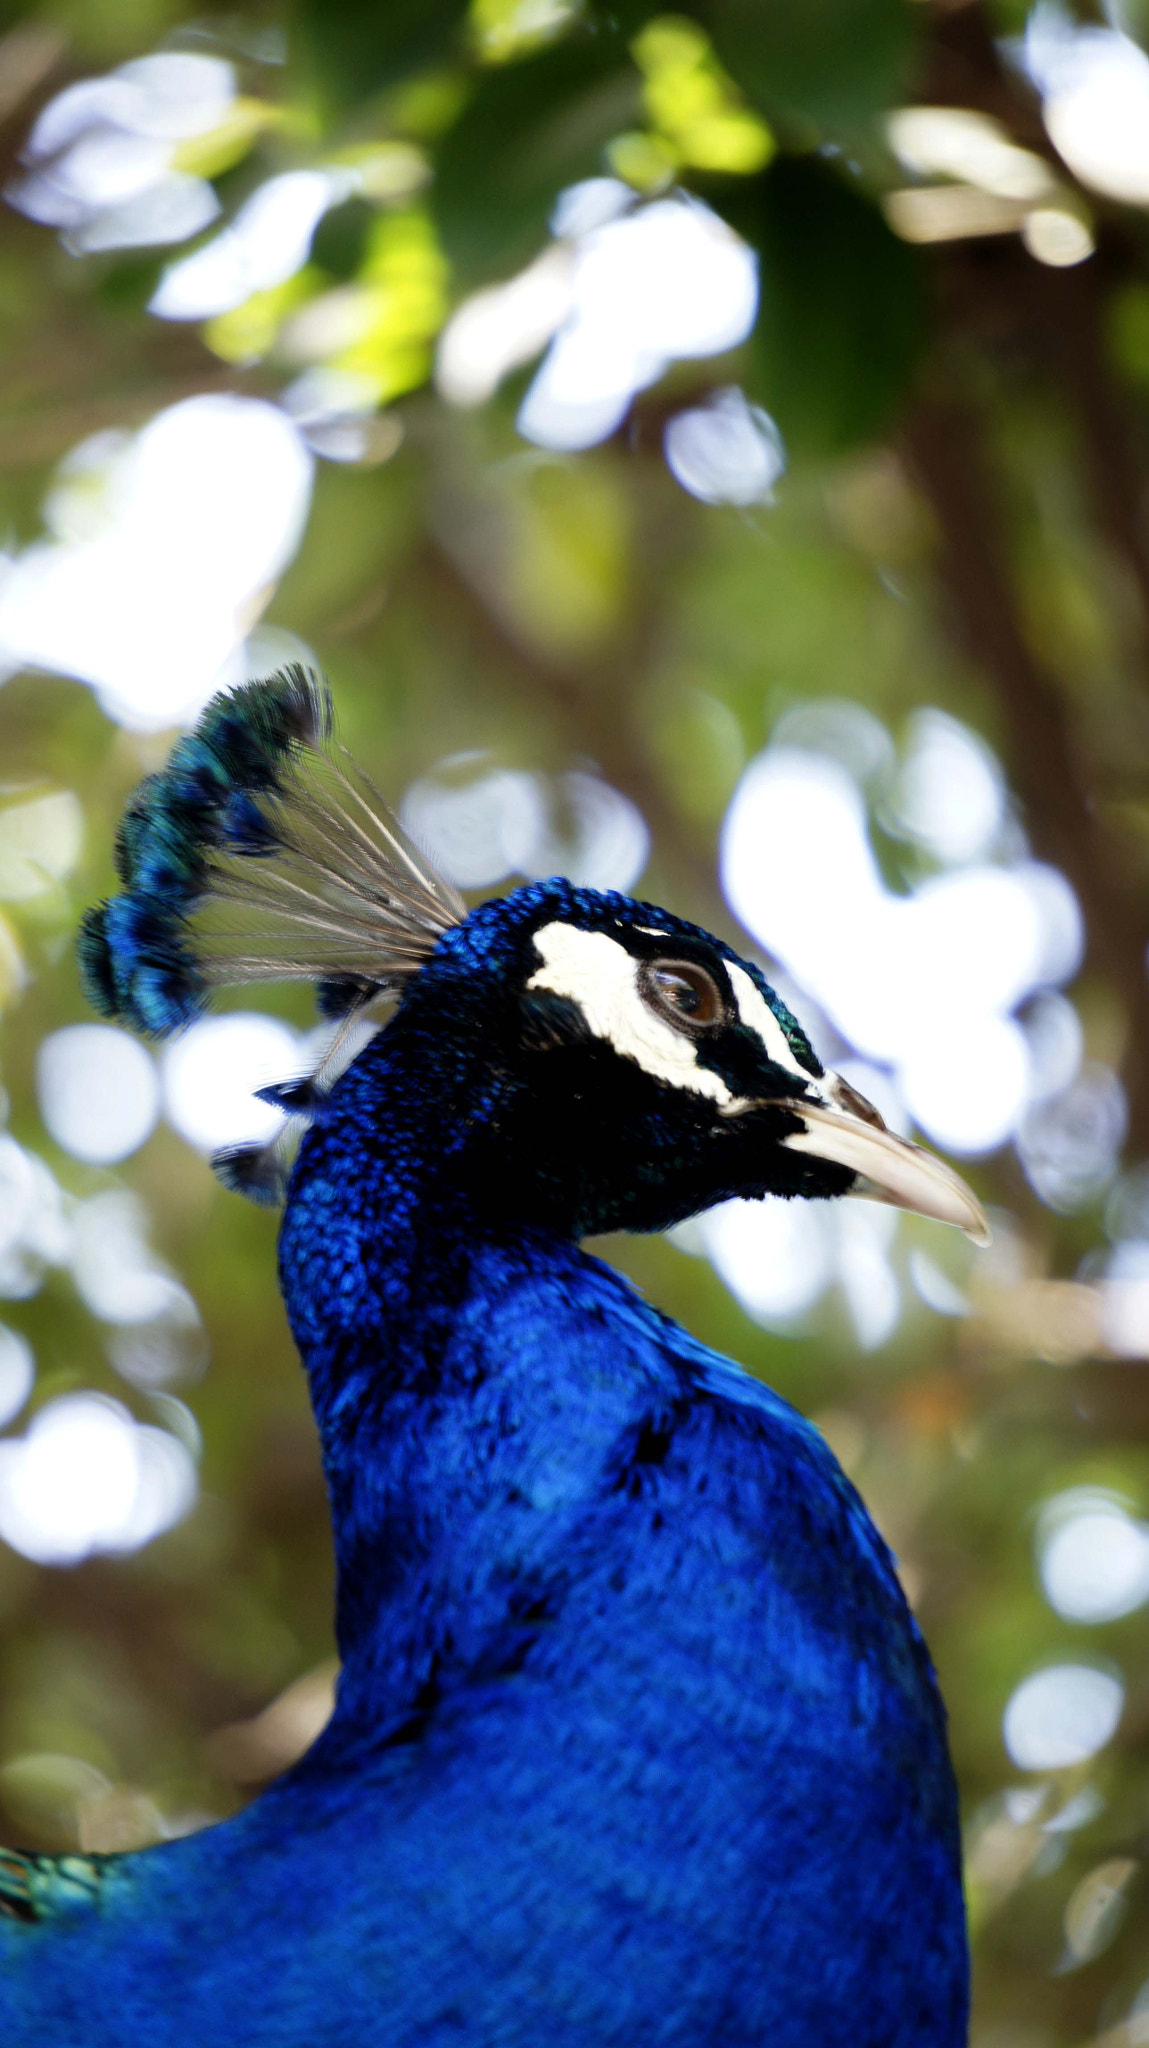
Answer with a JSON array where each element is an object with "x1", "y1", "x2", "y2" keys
[{"x1": 79, "y1": 665, "x2": 465, "y2": 1201}]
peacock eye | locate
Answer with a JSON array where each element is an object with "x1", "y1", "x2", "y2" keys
[{"x1": 640, "y1": 958, "x2": 725, "y2": 1033}]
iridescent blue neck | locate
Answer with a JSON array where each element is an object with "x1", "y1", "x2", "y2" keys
[
  {"x1": 279, "y1": 1022, "x2": 501, "y2": 1378},
  {"x1": 277, "y1": 1022, "x2": 639, "y2": 1723}
]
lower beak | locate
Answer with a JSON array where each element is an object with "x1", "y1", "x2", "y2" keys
[{"x1": 778, "y1": 1073, "x2": 992, "y2": 1247}]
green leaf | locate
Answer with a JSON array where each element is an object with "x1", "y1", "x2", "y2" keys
[
  {"x1": 694, "y1": 0, "x2": 917, "y2": 148},
  {"x1": 729, "y1": 157, "x2": 924, "y2": 457},
  {"x1": 586, "y1": 0, "x2": 918, "y2": 145},
  {"x1": 433, "y1": 38, "x2": 641, "y2": 285},
  {"x1": 293, "y1": 0, "x2": 472, "y2": 120}
]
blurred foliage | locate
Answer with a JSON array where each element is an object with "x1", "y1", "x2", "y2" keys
[{"x1": 2, "y1": 2, "x2": 1149, "y2": 2044}]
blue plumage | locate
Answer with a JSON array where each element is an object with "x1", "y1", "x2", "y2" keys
[
  {"x1": 2, "y1": 677, "x2": 982, "y2": 2043},
  {"x1": 79, "y1": 667, "x2": 344, "y2": 1038}
]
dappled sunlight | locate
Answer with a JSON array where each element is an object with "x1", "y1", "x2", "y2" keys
[
  {"x1": 1101, "y1": 1239, "x2": 1149, "y2": 1359},
  {"x1": 70, "y1": 1191, "x2": 197, "y2": 1328},
  {"x1": 0, "y1": 1135, "x2": 71, "y2": 1299},
  {"x1": 1037, "y1": 1490, "x2": 1149, "y2": 1625},
  {"x1": 1018, "y1": 1063, "x2": 1127, "y2": 1212},
  {"x1": 696, "y1": 1190, "x2": 902, "y2": 1349},
  {"x1": 161, "y1": 1014, "x2": 301, "y2": 1154},
  {"x1": 518, "y1": 191, "x2": 758, "y2": 451},
  {"x1": 0, "y1": 1392, "x2": 197, "y2": 1566},
  {"x1": 0, "y1": 791, "x2": 83, "y2": 904},
  {"x1": 0, "y1": 397, "x2": 313, "y2": 728},
  {"x1": 721, "y1": 728, "x2": 1083, "y2": 1157},
  {"x1": 697, "y1": 1196, "x2": 834, "y2": 1328},
  {"x1": 437, "y1": 245, "x2": 575, "y2": 408},
  {"x1": 884, "y1": 97, "x2": 1094, "y2": 264},
  {"x1": 401, "y1": 758, "x2": 649, "y2": 893},
  {"x1": 151, "y1": 169, "x2": 358, "y2": 323},
  {"x1": 37, "y1": 1024, "x2": 159, "y2": 1165},
  {"x1": 883, "y1": 710, "x2": 1005, "y2": 866},
  {"x1": 0, "y1": 1328, "x2": 34, "y2": 1431},
  {"x1": 1023, "y1": 2, "x2": 1149, "y2": 208},
  {"x1": 1003, "y1": 1664, "x2": 1125, "y2": 1772},
  {"x1": 7, "y1": 52, "x2": 233, "y2": 254},
  {"x1": 663, "y1": 387, "x2": 785, "y2": 508}
]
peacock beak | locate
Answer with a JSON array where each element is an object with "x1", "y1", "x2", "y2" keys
[{"x1": 778, "y1": 1072, "x2": 992, "y2": 1247}]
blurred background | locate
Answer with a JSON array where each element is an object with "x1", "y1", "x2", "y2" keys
[{"x1": 0, "y1": 0, "x2": 1148, "y2": 2037}]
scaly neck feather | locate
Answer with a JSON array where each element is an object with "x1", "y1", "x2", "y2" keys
[{"x1": 277, "y1": 1018, "x2": 665, "y2": 1730}]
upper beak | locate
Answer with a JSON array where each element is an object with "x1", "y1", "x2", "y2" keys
[{"x1": 776, "y1": 1072, "x2": 992, "y2": 1247}]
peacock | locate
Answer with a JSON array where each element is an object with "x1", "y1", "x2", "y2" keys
[{"x1": 0, "y1": 667, "x2": 988, "y2": 2046}]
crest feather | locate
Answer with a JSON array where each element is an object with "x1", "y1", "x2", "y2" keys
[{"x1": 79, "y1": 665, "x2": 464, "y2": 1040}]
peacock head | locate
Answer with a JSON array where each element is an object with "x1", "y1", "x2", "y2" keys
[
  {"x1": 78, "y1": 667, "x2": 988, "y2": 1247},
  {"x1": 380, "y1": 882, "x2": 987, "y2": 1242}
]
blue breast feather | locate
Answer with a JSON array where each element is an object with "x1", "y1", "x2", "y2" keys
[{"x1": 0, "y1": 1039, "x2": 967, "y2": 2046}]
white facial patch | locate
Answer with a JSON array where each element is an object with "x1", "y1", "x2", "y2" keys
[
  {"x1": 725, "y1": 962, "x2": 810, "y2": 1079},
  {"x1": 528, "y1": 922, "x2": 734, "y2": 1105}
]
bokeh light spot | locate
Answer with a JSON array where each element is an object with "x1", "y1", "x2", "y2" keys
[
  {"x1": 71, "y1": 1190, "x2": 196, "y2": 1327},
  {"x1": 0, "y1": 1326, "x2": 34, "y2": 1428},
  {"x1": 699, "y1": 1197, "x2": 832, "y2": 1327},
  {"x1": 1062, "y1": 1857, "x2": 1137, "y2": 1967},
  {"x1": 1018, "y1": 1064, "x2": 1126, "y2": 1212},
  {"x1": 1025, "y1": 4, "x2": 1149, "y2": 208},
  {"x1": 884, "y1": 708, "x2": 1005, "y2": 864},
  {"x1": 0, "y1": 396, "x2": 313, "y2": 729},
  {"x1": 1038, "y1": 1490, "x2": 1149, "y2": 1625},
  {"x1": 664, "y1": 388, "x2": 785, "y2": 507},
  {"x1": 720, "y1": 735, "x2": 1080, "y2": 1159},
  {"x1": 7, "y1": 52, "x2": 234, "y2": 255},
  {"x1": 401, "y1": 762, "x2": 544, "y2": 889},
  {"x1": 1003, "y1": 1663, "x2": 1124, "y2": 1771},
  {"x1": 519, "y1": 193, "x2": 757, "y2": 451},
  {"x1": 162, "y1": 1013, "x2": 301, "y2": 1154},
  {"x1": 1102, "y1": 1238, "x2": 1149, "y2": 1359},
  {"x1": 0, "y1": 1135, "x2": 72, "y2": 1299},
  {"x1": 401, "y1": 760, "x2": 648, "y2": 893},
  {"x1": 150, "y1": 169, "x2": 357, "y2": 322},
  {"x1": 0, "y1": 1392, "x2": 196, "y2": 1566},
  {"x1": 37, "y1": 1023, "x2": 159, "y2": 1165},
  {"x1": 0, "y1": 791, "x2": 83, "y2": 901}
]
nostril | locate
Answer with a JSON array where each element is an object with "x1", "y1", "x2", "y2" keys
[{"x1": 825, "y1": 1072, "x2": 888, "y2": 1132}]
